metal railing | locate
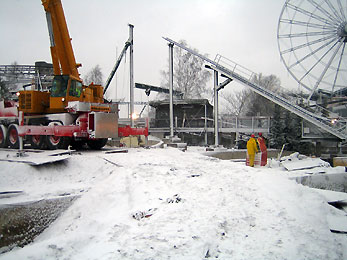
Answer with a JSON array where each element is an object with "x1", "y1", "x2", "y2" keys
[{"x1": 149, "y1": 116, "x2": 270, "y2": 134}]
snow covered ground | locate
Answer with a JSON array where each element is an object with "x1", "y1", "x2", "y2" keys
[{"x1": 0, "y1": 146, "x2": 346, "y2": 259}]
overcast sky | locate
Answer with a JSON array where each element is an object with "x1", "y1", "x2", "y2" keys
[{"x1": 0, "y1": 0, "x2": 298, "y2": 105}]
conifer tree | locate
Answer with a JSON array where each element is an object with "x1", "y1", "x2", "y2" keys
[
  {"x1": 283, "y1": 110, "x2": 301, "y2": 151},
  {"x1": 269, "y1": 104, "x2": 285, "y2": 149}
]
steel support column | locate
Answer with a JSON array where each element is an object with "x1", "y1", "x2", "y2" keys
[
  {"x1": 169, "y1": 43, "x2": 174, "y2": 137},
  {"x1": 204, "y1": 104, "x2": 208, "y2": 145},
  {"x1": 214, "y1": 70, "x2": 219, "y2": 146},
  {"x1": 129, "y1": 24, "x2": 135, "y2": 127}
]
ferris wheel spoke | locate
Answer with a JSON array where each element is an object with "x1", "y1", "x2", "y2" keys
[
  {"x1": 307, "y1": 40, "x2": 344, "y2": 100},
  {"x1": 279, "y1": 18, "x2": 337, "y2": 30},
  {"x1": 307, "y1": 0, "x2": 342, "y2": 25},
  {"x1": 288, "y1": 36, "x2": 339, "y2": 69},
  {"x1": 281, "y1": 34, "x2": 337, "y2": 54},
  {"x1": 336, "y1": 0, "x2": 347, "y2": 21},
  {"x1": 286, "y1": 2, "x2": 340, "y2": 26},
  {"x1": 331, "y1": 42, "x2": 346, "y2": 93},
  {"x1": 278, "y1": 31, "x2": 335, "y2": 39},
  {"x1": 279, "y1": 30, "x2": 336, "y2": 39},
  {"x1": 325, "y1": 0, "x2": 345, "y2": 22},
  {"x1": 301, "y1": 40, "x2": 340, "y2": 82}
]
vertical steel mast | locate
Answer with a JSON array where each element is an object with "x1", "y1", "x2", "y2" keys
[
  {"x1": 169, "y1": 43, "x2": 174, "y2": 137},
  {"x1": 129, "y1": 24, "x2": 135, "y2": 127}
]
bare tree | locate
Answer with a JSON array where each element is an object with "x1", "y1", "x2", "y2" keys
[
  {"x1": 160, "y1": 40, "x2": 212, "y2": 99},
  {"x1": 246, "y1": 73, "x2": 281, "y2": 116},
  {"x1": 220, "y1": 73, "x2": 282, "y2": 117},
  {"x1": 84, "y1": 64, "x2": 103, "y2": 85},
  {"x1": 0, "y1": 61, "x2": 21, "y2": 98},
  {"x1": 0, "y1": 77, "x2": 11, "y2": 100},
  {"x1": 221, "y1": 89, "x2": 251, "y2": 116},
  {"x1": 252, "y1": 73, "x2": 281, "y2": 92}
]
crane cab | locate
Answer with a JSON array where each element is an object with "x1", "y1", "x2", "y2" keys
[
  {"x1": 49, "y1": 75, "x2": 104, "y2": 113},
  {"x1": 49, "y1": 75, "x2": 82, "y2": 112}
]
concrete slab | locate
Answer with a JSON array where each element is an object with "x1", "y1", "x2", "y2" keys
[
  {"x1": 282, "y1": 158, "x2": 329, "y2": 171},
  {"x1": 311, "y1": 188, "x2": 347, "y2": 203},
  {"x1": 291, "y1": 173, "x2": 347, "y2": 192}
]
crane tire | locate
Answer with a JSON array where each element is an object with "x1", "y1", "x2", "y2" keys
[
  {"x1": 30, "y1": 135, "x2": 46, "y2": 150},
  {"x1": 45, "y1": 135, "x2": 71, "y2": 150},
  {"x1": 7, "y1": 124, "x2": 20, "y2": 149},
  {"x1": 0, "y1": 125, "x2": 8, "y2": 148},
  {"x1": 45, "y1": 121, "x2": 71, "y2": 150}
]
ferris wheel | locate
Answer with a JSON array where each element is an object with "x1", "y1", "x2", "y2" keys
[{"x1": 277, "y1": 0, "x2": 347, "y2": 100}]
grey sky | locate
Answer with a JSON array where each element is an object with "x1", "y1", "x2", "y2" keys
[{"x1": 0, "y1": 0, "x2": 298, "y2": 104}]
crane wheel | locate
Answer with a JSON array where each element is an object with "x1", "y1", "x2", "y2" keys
[
  {"x1": 45, "y1": 135, "x2": 71, "y2": 150},
  {"x1": 0, "y1": 125, "x2": 8, "y2": 148},
  {"x1": 30, "y1": 135, "x2": 46, "y2": 149},
  {"x1": 7, "y1": 124, "x2": 20, "y2": 149},
  {"x1": 45, "y1": 121, "x2": 71, "y2": 150}
]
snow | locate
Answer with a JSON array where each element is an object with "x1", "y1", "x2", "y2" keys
[
  {"x1": 0, "y1": 147, "x2": 346, "y2": 259},
  {"x1": 327, "y1": 215, "x2": 347, "y2": 233}
]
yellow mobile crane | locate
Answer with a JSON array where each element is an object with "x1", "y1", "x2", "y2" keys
[
  {"x1": 40, "y1": 0, "x2": 104, "y2": 112},
  {"x1": 0, "y1": 0, "x2": 147, "y2": 150}
]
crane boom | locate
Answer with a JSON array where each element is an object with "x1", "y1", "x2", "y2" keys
[
  {"x1": 104, "y1": 41, "x2": 131, "y2": 94},
  {"x1": 42, "y1": 0, "x2": 81, "y2": 79}
]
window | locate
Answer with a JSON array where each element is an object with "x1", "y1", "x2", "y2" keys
[
  {"x1": 69, "y1": 80, "x2": 83, "y2": 97},
  {"x1": 51, "y1": 75, "x2": 69, "y2": 97}
]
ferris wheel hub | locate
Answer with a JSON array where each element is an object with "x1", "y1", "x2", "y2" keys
[{"x1": 337, "y1": 22, "x2": 347, "y2": 40}]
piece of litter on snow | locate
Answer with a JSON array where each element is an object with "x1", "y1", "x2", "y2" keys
[
  {"x1": 166, "y1": 194, "x2": 182, "y2": 203},
  {"x1": 188, "y1": 174, "x2": 200, "y2": 178},
  {"x1": 132, "y1": 208, "x2": 157, "y2": 220},
  {"x1": 104, "y1": 149, "x2": 128, "y2": 154},
  {"x1": 102, "y1": 158, "x2": 123, "y2": 167}
]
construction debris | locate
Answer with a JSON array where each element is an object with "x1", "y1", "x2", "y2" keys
[{"x1": 0, "y1": 149, "x2": 72, "y2": 166}]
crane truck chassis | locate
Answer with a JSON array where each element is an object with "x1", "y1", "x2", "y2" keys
[
  {"x1": 0, "y1": 0, "x2": 148, "y2": 150},
  {"x1": 0, "y1": 95, "x2": 148, "y2": 150}
]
